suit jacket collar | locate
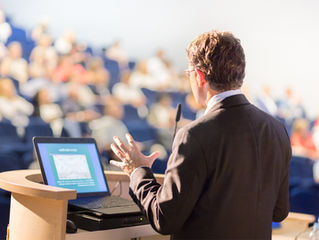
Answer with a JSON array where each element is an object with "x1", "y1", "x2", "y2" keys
[{"x1": 207, "y1": 94, "x2": 250, "y2": 114}]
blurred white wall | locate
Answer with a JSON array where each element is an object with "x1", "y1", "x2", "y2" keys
[{"x1": 1, "y1": 0, "x2": 319, "y2": 116}]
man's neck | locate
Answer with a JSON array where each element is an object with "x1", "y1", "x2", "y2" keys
[{"x1": 205, "y1": 88, "x2": 221, "y2": 106}]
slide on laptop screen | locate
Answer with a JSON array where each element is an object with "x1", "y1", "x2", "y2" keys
[{"x1": 34, "y1": 137, "x2": 109, "y2": 197}]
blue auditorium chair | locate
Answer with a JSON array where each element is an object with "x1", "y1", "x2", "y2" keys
[
  {"x1": 122, "y1": 104, "x2": 157, "y2": 144},
  {"x1": 128, "y1": 61, "x2": 136, "y2": 71},
  {"x1": 290, "y1": 185, "x2": 319, "y2": 216},
  {"x1": 103, "y1": 58, "x2": 120, "y2": 90},
  {"x1": 0, "y1": 120, "x2": 26, "y2": 154},
  {"x1": 289, "y1": 155, "x2": 314, "y2": 190},
  {"x1": 24, "y1": 118, "x2": 53, "y2": 143},
  {"x1": 141, "y1": 88, "x2": 159, "y2": 108},
  {"x1": 23, "y1": 118, "x2": 53, "y2": 168}
]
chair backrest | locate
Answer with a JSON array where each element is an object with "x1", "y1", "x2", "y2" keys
[
  {"x1": 290, "y1": 156, "x2": 314, "y2": 180},
  {"x1": 290, "y1": 186, "x2": 319, "y2": 216},
  {"x1": 123, "y1": 104, "x2": 140, "y2": 121},
  {"x1": 0, "y1": 152, "x2": 23, "y2": 172},
  {"x1": 24, "y1": 118, "x2": 53, "y2": 144},
  {"x1": 103, "y1": 58, "x2": 120, "y2": 90},
  {"x1": 0, "y1": 121, "x2": 21, "y2": 144}
]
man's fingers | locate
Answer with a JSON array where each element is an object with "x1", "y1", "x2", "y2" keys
[
  {"x1": 111, "y1": 143, "x2": 125, "y2": 160},
  {"x1": 126, "y1": 133, "x2": 138, "y2": 150},
  {"x1": 113, "y1": 136, "x2": 129, "y2": 153},
  {"x1": 109, "y1": 160, "x2": 125, "y2": 169}
]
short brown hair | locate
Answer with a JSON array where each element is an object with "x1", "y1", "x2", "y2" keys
[{"x1": 187, "y1": 30, "x2": 245, "y2": 91}]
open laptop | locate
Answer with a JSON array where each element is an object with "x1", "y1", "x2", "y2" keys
[{"x1": 33, "y1": 136, "x2": 141, "y2": 216}]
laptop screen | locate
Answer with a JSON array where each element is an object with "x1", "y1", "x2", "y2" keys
[{"x1": 34, "y1": 138, "x2": 109, "y2": 196}]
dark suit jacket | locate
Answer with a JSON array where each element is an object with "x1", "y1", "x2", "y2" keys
[{"x1": 130, "y1": 94, "x2": 291, "y2": 239}]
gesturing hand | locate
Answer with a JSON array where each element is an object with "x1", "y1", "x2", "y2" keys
[{"x1": 110, "y1": 133, "x2": 161, "y2": 176}]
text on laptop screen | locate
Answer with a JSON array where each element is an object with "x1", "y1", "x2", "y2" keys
[{"x1": 38, "y1": 143, "x2": 108, "y2": 194}]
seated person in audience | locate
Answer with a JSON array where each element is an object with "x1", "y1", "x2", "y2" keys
[
  {"x1": 254, "y1": 85, "x2": 278, "y2": 116},
  {"x1": 105, "y1": 40, "x2": 128, "y2": 69},
  {"x1": 0, "y1": 9, "x2": 11, "y2": 43},
  {"x1": 53, "y1": 53, "x2": 86, "y2": 84},
  {"x1": 89, "y1": 97, "x2": 128, "y2": 164},
  {"x1": 1, "y1": 42, "x2": 28, "y2": 85},
  {"x1": 32, "y1": 88, "x2": 63, "y2": 136},
  {"x1": 0, "y1": 9, "x2": 11, "y2": 59},
  {"x1": 129, "y1": 60, "x2": 157, "y2": 90},
  {"x1": 112, "y1": 71, "x2": 147, "y2": 110},
  {"x1": 30, "y1": 34, "x2": 58, "y2": 77},
  {"x1": 313, "y1": 119, "x2": 319, "y2": 151},
  {"x1": 85, "y1": 57, "x2": 110, "y2": 99},
  {"x1": 29, "y1": 47, "x2": 47, "y2": 79},
  {"x1": 291, "y1": 118, "x2": 319, "y2": 160},
  {"x1": 0, "y1": 78, "x2": 33, "y2": 129},
  {"x1": 277, "y1": 87, "x2": 307, "y2": 127},
  {"x1": 62, "y1": 83, "x2": 99, "y2": 137},
  {"x1": 147, "y1": 93, "x2": 175, "y2": 149},
  {"x1": 147, "y1": 49, "x2": 176, "y2": 90},
  {"x1": 54, "y1": 31, "x2": 75, "y2": 55},
  {"x1": 31, "y1": 17, "x2": 49, "y2": 42}
]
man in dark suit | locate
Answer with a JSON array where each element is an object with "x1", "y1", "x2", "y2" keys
[{"x1": 110, "y1": 30, "x2": 291, "y2": 239}]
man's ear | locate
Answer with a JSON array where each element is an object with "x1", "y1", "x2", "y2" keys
[{"x1": 195, "y1": 69, "x2": 207, "y2": 87}]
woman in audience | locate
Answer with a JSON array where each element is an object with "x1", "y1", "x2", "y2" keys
[
  {"x1": 30, "y1": 34, "x2": 58, "y2": 77},
  {"x1": 62, "y1": 83, "x2": 99, "y2": 137},
  {"x1": 32, "y1": 88, "x2": 63, "y2": 136},
  {"x1": 105, "y1": 40, "x2": 128, "y2": 69},
  {"x1": 89, "y1": 97, "x2": 128, "y2": 164},
  {"x1": 0, "y1": 9, "x2": 11, "y2": 60},
  {"x1": 291, "y1": 118, "x2": 319, "y2": 160},
  {"x1": 85, "y1": 57, "x2": 110, "y2": 99},
  {"x1": 129, "y1": 60, "x2": 157, "y2": 90},
  {"x1": 112, "y1": 71, "x2": 147, "y2": 109},
  {"x1": 147, "y1": 93, "x2": 175, "y2": 149},
  {"x1": 1, "y1": 42, "x2": 28, "y2": 85},
  {"x1": 0, "y1": 78, "x2": 33, "y2": 130}
]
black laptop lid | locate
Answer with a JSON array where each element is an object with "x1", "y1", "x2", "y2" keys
[{"x1": 33, "y1": 137, "x2": 110, "y2": 197}]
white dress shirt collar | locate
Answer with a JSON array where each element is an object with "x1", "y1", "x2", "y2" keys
[{"x1": 204, "y1": 89, "x2": 242, "y2": 115}]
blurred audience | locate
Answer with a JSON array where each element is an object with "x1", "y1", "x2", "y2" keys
[
  {"x1": 1, "y1": 42, "x2": 28, "y2": 84},
  {"x1": 105, "y1": 40, "x2": 128, "y2": 69},
  {"x1": 113, "y1": 71, "x2": 147, "y2": 108},
  {"x1": 54, "y1": 31, "x2": 75, "y2": 55},
  {"x1": 147, "y1": 49, "x2": 175, "y2": 90},
  {"x1": 32, "y1": 88, "x2": 63, "y2": 136},
  {"x1": 129, "y1": 60, "x2": 156, "y2": 90},
  {"x1": 255, "y1": 85, "x2": 278, "y2": 116},
  {"x1": 0, "y1": 8, "x2": 317, "y2": 178},
  {"x1": 0, "y1": 78, "x2": 33, "y2": 130},
  {"x1": 291, "y1": 118, "x2": 319, "y2": 160},
  {"x1": 85, "y1": 57, "x2": 110, "y2": 99},
  {"x1": 89, "y1": 97, "x2": 128, "y2": 155}
]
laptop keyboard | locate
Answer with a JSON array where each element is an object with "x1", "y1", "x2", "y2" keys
[{"x1": 76, "y1": 196, "x2": 135, "y2": 209}]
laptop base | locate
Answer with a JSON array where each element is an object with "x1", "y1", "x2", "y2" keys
[{"x1": 68, "y1": 211, "x2": 149, "y2": 231}]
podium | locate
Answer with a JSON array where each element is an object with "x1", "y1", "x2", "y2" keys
[
  {"x1": 0, "y1": 169, "x2": 165, "y2": 240},
  {"x1": 0, "y1": 169, "x2": 316, "y2": 240}
]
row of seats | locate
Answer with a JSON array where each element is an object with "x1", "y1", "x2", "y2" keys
[
  {"x1": 0, "y1": 118, "x2": 53, "y2": 171},
  {"x1": 289, "y1": 156, "x2": 319, "y2": 216}
]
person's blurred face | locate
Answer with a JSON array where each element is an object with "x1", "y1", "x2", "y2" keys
[
  {"x1": 9, "y1": 43, "x2": 22, "y2": 59},
  {"x1": 39, "y1": 35, "x2": 52, "y2": 48},
  {"x1": 159, "y1": 95, "x2": 172, "y2": 107},
  {"x1": 138, "y1": 61, "x2": 148, "y2": 74},
  {"x1": 38, "y1": 89, "x2": 51, "y2": 105},
  {"x1": 0, "y1": 79, "x2": 15, "y2": 98},
  {"x1": 107, "y1": 102, "x2": 124, "y2": 119}
]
